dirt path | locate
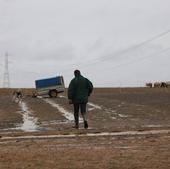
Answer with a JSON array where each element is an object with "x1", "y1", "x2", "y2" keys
[{"x1": 0, "y1": 132, "x2": 169, "y2": 169}]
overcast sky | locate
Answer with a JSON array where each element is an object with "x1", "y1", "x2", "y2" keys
[{"x1": 0, "y1": 0, "x2": 170, "y2": 88}]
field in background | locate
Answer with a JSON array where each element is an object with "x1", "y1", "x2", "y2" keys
[{"x1": 1, "y1": 86, "x2": 170, "y2": 95}]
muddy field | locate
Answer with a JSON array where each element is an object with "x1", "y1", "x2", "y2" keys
[{"x1": 0, "y1": 88, "x2": 170, "y2": 169}]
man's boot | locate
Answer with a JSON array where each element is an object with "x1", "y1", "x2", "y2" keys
[
  {"x1": 73, "y1": 122, "x2": 79, "y2": 129},
  {"x1": 84, "y1": 121, "x2": 88, "y2": 129}
]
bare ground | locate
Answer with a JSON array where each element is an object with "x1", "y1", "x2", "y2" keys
[{"x1": 0, "y1": 88, "x2": 170, "y2": 169}]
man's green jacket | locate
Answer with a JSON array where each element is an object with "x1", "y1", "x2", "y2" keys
[{"x1": 68, "y1": 75, "x2": 93, "y2": 103}]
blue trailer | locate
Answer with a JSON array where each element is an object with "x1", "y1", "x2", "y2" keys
[{"x1": 35, "y1": 76, "x2": 65, "y2": 97}]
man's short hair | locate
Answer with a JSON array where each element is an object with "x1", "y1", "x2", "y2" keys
[{"x1": 74, "y1": 69, "x2": 81, "y2": 77}]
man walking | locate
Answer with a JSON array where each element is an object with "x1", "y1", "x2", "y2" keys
[{"x1": 68, "y1": 70, "x2": 93, "y2": 129}]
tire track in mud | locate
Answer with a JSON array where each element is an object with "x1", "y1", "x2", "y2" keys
[
  {"x1": 63, "y1": 96, "x2": 170, "y2": 129},
  {"x1": 43, "y1": 98, "x2": 76, "y2": 122},
  {"x1": 103, "y1": 102, "x2": 131, "y2": 120},
  {"x1": 16, "y1": 102, "x2": 39, "y2": 132},
  {"x1": 42, "y1": 98, "x2": 103, "y2": 123},
  {"x1": 40, "y1": 97, "x2": 110, "y2": 129},
  {"x1": 0, "y1": 101, "x2": 40, "y2": 132},
  {"x1": 62, "y1": 96, "x2": 130, "y2": 120},
  {"x1": 88, "y1": 99, "x2": 130, "y2": 120},
  {"x1": 59, "y1": 95, "x2": 130, "y2": 122}
]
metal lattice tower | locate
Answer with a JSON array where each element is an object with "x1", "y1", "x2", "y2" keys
[{"x1": 3, "y1": 53, "x2": 10, "y2": 88}]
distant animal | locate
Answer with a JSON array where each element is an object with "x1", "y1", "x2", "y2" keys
[
  {"x1": 154, "y1": 82, "x2": 167, "y2": 88},
  {"x1": 160, "y1": 82, "x2": 167, "y2": 88},
  {"x1": 146, "y1": 83, "x2": 152, "y2": 88},
  {"x1": 166, "y1": 81, "x2": 170, "y2": 88},
  {"x1": 154, "y1": 82, "x2": 161, "y2": 88},
  {"x1": 12, "y1": 90, "x2": 23, "y2": 103}
]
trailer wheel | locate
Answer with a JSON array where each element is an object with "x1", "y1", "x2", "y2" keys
[{"x1": 49, "y1": 90, "x2": 58, "y2": 98}]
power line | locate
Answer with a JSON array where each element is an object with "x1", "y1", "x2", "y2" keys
[
  {"x1": 52, "y1": 29, "x2": 170, "y2": 79},
  {"x1": 85, "y1": 29, "x2": 170, "y2": 64},
  {"x1": 82, "y1": 47, "x2": 169, "y2": 86},
  {"x1": 101, "y1": 47, "x2": 170, "y2": 85},
  {"x1": 61, "y1": 28, "x2": 170, "y2": 71},
  {"x1": 108, "y1": 47, "x2": 170, "y2": 70}
]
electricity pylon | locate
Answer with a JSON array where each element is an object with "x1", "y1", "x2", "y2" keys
[{"x1": 3, "y1": 52, "x2": 10, "y2": 88}]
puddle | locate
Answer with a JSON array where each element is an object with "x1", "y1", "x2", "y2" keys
[
  {"x1": 118, "y1": 114, "x2": 129, "y2": 118},
  {"x1": 111, "y1": 110, "x2": 117, "y2": 113},
  {"x1": 88, "y1": 102, "x2": 102, "y2": 109},
  {"x1": 37, "y1": 96, "x2": 43, "y2": 99},
  {"x1": 16, "y1": 102, "x2": 39, "y2": 132},
  {"x1": 114, "y1": 146, "x2": 138, "y2": 149},
  {"x1": 83, "y1": 130, "x2": 170, "y2": 137},
  {"x1": 43, "y1": 99, "x2": 83, "y2": 122},
  {"x1": 41, "y1": 120, "x2": 70, "y2": 126},
  {"x1": 1, "y1": 129, "x2": 169, "y2": 141},
  {"x1": 104, "y1": 108, "x2": 128, "y2": 119},
  {"x1": 142, "y1": 124, "x2": 170, "y2": 128},
  {"x1": 88, "y1": 107, "x2": 95, "y2": 111},
  {"x1": 59, "y1": 95, "x2": 67, "y2": 98}
]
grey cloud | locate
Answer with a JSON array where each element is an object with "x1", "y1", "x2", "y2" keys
[
  {"x1": 86, "y1": 38, "x2": 105, "y2": 53},
  {"x1": 33, "y1": 45, "x2": 75, "y2": 62},
  {"x1": 0, "y1": 0, "x2": 170, "y2": 87}
]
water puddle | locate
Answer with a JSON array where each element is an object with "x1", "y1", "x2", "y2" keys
[
  {"x1": 37, "y1": 96, "x2": 43, "y2": 99},
  {"x1": 118, "y1": 114, "x2": 129, "y2": 118},
  {"x1": 112, "y1": 116, "x2": 117, "y2": 120},
  {"x1": 88, "y1": 107, "x2": 95, "y2": 111},
  {"x1": 59, "y1": 95, "x2": 67, "y2": 98},
  {"x1": 1, "y1": 129, "x2": 169, "y2": 141},
  {"x1": 16, "y1": 102, "x2": 39, "y2": 132},
  {"x1": 111, "y1": 110, "x2": 117, "y2": 113},
  {"x1": 142, "y1": 124, "x2": 170, "y2": 128},
  {"x1": 88, "y1": 102, "x2": 102, "y2": 109},
  {"x1": 41, "y1": 120, "x2": 70, "y2": 126},
  {"x1": 104, "y1": 108, "x2": 128, "y2": 119}
]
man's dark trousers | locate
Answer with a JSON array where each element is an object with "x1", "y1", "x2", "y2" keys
[{"x1": 73, "y1": 103, "x2": 87, "y2": 128}]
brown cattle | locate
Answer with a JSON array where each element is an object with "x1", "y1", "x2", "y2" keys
[{"x1": 146, "y1": 83, "x2": 152, "y2": 88}]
